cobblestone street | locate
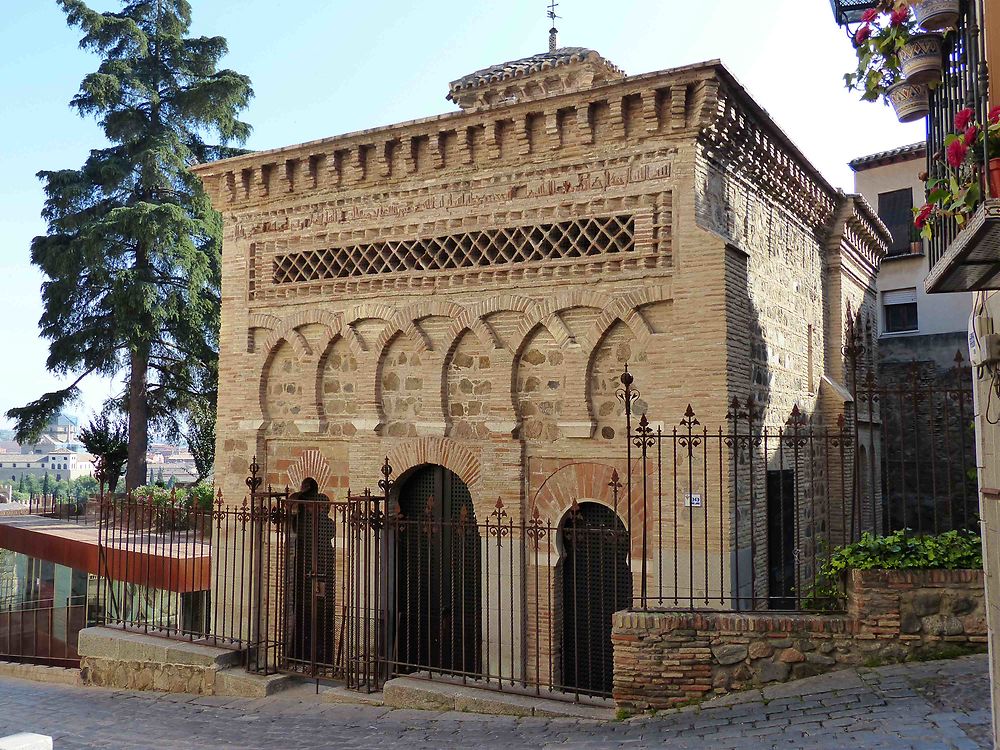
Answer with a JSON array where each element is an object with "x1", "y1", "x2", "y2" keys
[{"x1": 0, "y1": 655, "x2": 989, "y2": 749}]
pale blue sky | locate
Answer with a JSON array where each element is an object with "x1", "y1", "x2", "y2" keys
[{"x1": 0, "y1": 0, "x2": 924, "y2": 428}]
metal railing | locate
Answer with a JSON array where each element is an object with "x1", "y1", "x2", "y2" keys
[
  {"x1": 94, "y1": 493, "x2": 246, "y2": 649},
  {"x1": 245, "y1": 468, "x2": 633, "y2": 702},
  {"x1": 84, "y1": 353, "x2": 976, "y2": 700},
  {"x1": 21, "y1": 495, "x2": 96, "y2": 524},
  {"x1": 0, "y1": 595, "x2": 87, "y2": 668},
  {"x1": 927, "y1": 0, "x2": 991, "y2": 269},
  {"x1": 617, "y1": 358, "x2": 976, "y2": 612}
]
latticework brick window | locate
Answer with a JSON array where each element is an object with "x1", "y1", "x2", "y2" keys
[{"x1": 272, "y1": 215, "x2": 635, "y2": 283}]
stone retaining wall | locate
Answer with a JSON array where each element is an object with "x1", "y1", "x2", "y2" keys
[
  {"x1": 78, "y1": 627, "x2": 240, "y2": 695},
  {"x1": 612, "y1": 569, "x2": 986, "y2": 710}
]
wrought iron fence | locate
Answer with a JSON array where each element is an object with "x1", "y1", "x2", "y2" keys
[
  {"x1": 616, "y1": 348, "x2": 976, "y2": 612},
  {"x1": 621, "y1": 378, "x2": 862, "y2": 612},
  {"x1": 863, "y1": 358, "x2": 978, "y2": 534},
  {"x1": 85, "y1": 352, "x2": 976, "y2": 701},
  {"x1": 23, "y1": 494, "x2": 96, "y2": 524},
  {"x1": 94, "y1": 492, "x2": 243, "y2": 648},
  {"x1": 244, "y1": 463, "x2": 630, "y2": 702},
  {"x1": 0, "y1": 595, "x2": 87, "y2": 668}
]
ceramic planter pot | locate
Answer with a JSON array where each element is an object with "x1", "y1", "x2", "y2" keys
[
  {"x1": 989, "y1": 158, "x2": 1000, "y2": 199},
  {"x1": 911, "y1": 0, "x2": 961, "y2": 31},
  {"x1": 887, "y1": 81, "x2": 930, "y2": 123},
  {"x1": 900, "y1": 33, "x2": 944, "y2": 85}
]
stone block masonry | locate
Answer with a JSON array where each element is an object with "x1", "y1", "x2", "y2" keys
[
  {"x1": 77, "y1": 627, "x2": 292, "y2": 698},
  {"x1": 612, "y1": 568, "x2": 986, "y2": 710}
]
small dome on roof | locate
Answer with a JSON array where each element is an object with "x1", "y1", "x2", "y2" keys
[{"x1": 447, "y1": 47, "x2": 625, "y2": 112}]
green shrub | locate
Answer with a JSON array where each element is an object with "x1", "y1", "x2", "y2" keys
[
  {"x1": 823, "y1": 529, "x2": 982, "y2": 574},
  {"x1": 804, "y1": 529, "x2": 982, "y2": 610},
  {"x1": 188, "y1": 483, "x2": 216, "y2": 511},
  {"x1": 131, "y1": 482, "x2": 215, "y2": 511}
]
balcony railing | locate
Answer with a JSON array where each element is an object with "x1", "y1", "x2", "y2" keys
[
  {"x1": 926, "y1": 0, "x2": 991, "y2": 271},
  {"x1": 829, "y1": 0, "x2": 879, "y2": 25}
]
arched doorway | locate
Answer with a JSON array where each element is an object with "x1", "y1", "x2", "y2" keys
[
  {"x1": 394, "y1": 465, "x2": 481, "y2": 677},
  {"x1": 560, "y1": 502, "x2": 631, "y2": 695},
  {"x1": 284, "y1": 479, "x2": 336, "y2": 674}
]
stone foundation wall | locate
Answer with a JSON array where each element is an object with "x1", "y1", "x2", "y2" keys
[
  {"x1": 78, "y1": 627, "x2": 241, "y2": 695},
  {"x1": 612, "y1": 568, "x2": 986, "y2": 710}
]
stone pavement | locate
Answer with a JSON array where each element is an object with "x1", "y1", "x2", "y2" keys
[{"x1": 0, "y1": 655, "x2": 990, "y2": 749}]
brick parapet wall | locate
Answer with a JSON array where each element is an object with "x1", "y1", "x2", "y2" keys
[{"x1": 612, "y1": 569, "x2": 986, "y2": 710}]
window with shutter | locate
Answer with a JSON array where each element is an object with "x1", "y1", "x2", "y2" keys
[
  {"x1": 883, "y1": 288, "x2": 919, "y2": 333},
  {"x1": 878, "y1": 188, "x2": 915, "y2": 256}
]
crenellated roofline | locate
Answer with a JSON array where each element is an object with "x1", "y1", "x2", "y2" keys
[{"x1": 191, "y1": 60, "x2": 842, "y2": 227}]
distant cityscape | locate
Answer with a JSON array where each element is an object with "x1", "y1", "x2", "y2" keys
[{"x1": 0, "y1": 413, "x2": 198, "y2": 489}]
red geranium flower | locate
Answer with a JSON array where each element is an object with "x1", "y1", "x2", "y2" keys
[
  {"x1": 990, "y1": 106, "x2": 1000, "y2": 125},
  {"x1": 914, "y1": 203, "x2": 934, "y2": 230},
  {"x1": 890, "y1": 7, "x2": 909, "y2": 25},
  {"x1": 861, "y1": 8, "x2": 880, "y2": 22},
  {"x1": 947, "y1": 139, "x2": 969, "y2": 168},
  {"x1": 955, "y1": 108, "x2": 975, "y2": 131},
  {"x1": 964, "y1": 125, "x2": 979, "y2": 146},
  {"x1": 855, "y1": 24, "x2": 872, "y2": 43}
]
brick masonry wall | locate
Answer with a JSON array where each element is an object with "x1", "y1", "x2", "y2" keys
[
  {"x1": 612, "y1": 568, "x2": 986, "y2": 710},
  {"x1": 193, "y1": 58, "x2": 888, "y2": 662}
]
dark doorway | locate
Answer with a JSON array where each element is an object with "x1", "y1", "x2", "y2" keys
[
  {"x1": 767, "y1": 469, "x2": 796, "y2": 610},
  {"x1": 394, "y1": 465, "x2": 481, "y2": 677},
  {"x1": 285, "y1": 497, "x2": 337, "y2": 674},
  {"x1": 560, "y1": 502, "x2": 631, "y2": 696}
]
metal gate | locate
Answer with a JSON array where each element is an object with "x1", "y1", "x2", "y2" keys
[
  {"x1": 246, "y1": 470, "x2": 365, "y2": 683},
  {"x1": 560, "y1": 501, "x2": 631, "y2": 695},
  {"x1": 393, "y1": 465, "x2": 482, "y2": 679}
]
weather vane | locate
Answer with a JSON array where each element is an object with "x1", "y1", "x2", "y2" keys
[{"x1": 547, "y1": 1, "x2": 560, "y2": 51}]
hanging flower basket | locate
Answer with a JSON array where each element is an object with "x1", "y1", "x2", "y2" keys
[
  {"x1": 910, "y1": 0, "x2": 961, "y2": 31},
  {"x1": 899, "y1": 32, "x2": 944, "y2": 85},
  {"x1": 844, "y1": 5, "x2": 919, "y2": 108},
  {"x1": 887, "y1": 80, "x2": 930, "y2": 122}
]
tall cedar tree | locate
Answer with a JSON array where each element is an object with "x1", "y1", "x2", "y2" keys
[{"x1": 7, "y1": 1, "x2": 252, "y2": 489}]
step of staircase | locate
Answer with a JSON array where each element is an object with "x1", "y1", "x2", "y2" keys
[
  {"x1": 382, "y1": 675, "x2": 614, "y2": 719},
  {"x1": 214, "y1": 668, "x2": 294, "y2": 698}
]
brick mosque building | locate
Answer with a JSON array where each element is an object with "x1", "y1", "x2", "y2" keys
[{"x1": 193, "y1": 43, "x2": 888, "y2": 695}]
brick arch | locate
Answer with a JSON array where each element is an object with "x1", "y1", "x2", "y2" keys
[
  {"x1": 535, "y1": 289, "x2": 616, "y2": 319},
  {"x1": 260, "y1": 309, "x2": 344, "y2": 360},
  {"x1": 259, "y1": 337, "x2": 318, "y2": 423},
  {"x1": 374, "y1": 300, "x2": 468, "y2": 355},
  {"x1": 510, "y1": 321, "x2": 567, "y2": 442},
  {"x1": 344, "y1": 303, "x2": 397, "y2": 326},
  {"x1": 376, "y1": 327, "x2": 445, "y2": 434},
  {"x1": 247, "y1": 312, "x2": 282, "y2": 354},
  {"x1": 404, "y1": 299, "x2": 467, "y2": 322},
  {"x1": 257, "y1": 311, "x2": 345, "y2": 425},
  {"x1": 386, "y1": 437, "x2": 482, "y2": 490},
  {"x1": 248, "y1": 312, "x2": 282, "y2": 332},
  {"x1": 444, "y1": 294, "x2": 540, "y2": 352},
  {"x1": 314, "y1": 329, "x2": 366, "y2": 430},
  {"x1": 443, "y1": 323, "x2": 510, "y2": 440},
  {"x1": 588, "y1": 285, "x2": 672, "y2": 352},
  {"x1": 530, "y1": 461, "x2": 625, "y2": 525},
  {"x1": 375, "y1": 317, "x2": 431, "y2": 355},
  {"x1": 586, "y1": 311, "x2": 658, "y2": 441},
  {"x1": 261, "y1": 327, "x2": 311, "y2": 360},
  {"x1": 511, "y1": 289, "x2": 616, "y2": 356},
  {"x1": 532, "y1": 461, "x2": 656, "y2": 563},
  {"x1": 444, "y1": 319, "x2": 500, "y2": 354}
]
